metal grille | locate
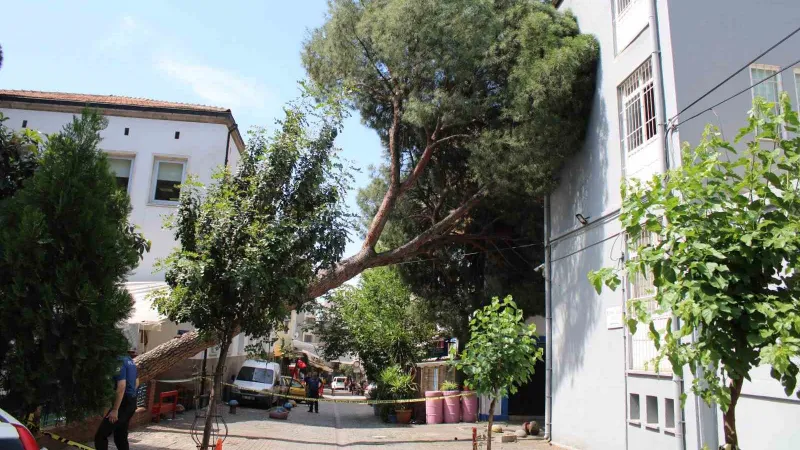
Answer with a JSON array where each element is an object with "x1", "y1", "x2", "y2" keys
[
  {"x1": 750, "y1": 66, "x2": 780, "y2": 103},
  {"x1": 617, "y1": 0, "x2": 633, "y2": 16},
  {"x1": 628, "y1": 229, "x2": 671, "y2": 373},
  {"x1": 620, "y1": 59, "x2": 656, "y2": 153},
  {"x1": 136, "y1": 383, "x2": 149, "y2": 408},
  {"x1": 630, "y1": 229, "x2": 656, "y2": 299},
  {"x1": 630, "y1": 299, "x2": 672, "y2": 373}
]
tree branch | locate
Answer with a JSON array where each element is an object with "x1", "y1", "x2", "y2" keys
[{"x1": 362, "y1": 96, "x2": 402, "y2": 250}]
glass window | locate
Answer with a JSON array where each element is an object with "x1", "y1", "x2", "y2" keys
[
  {"x1": 108, "y1": 157, "x2": 133, "y2": 191},
  {"x1": 794, "y1": 70, "x2": 800, "y2": 108},
  {"x1": 237, "y1": 367, "x2": 274, "y2": 384},
  {"x1": 617, "y1": 0, "x2": 633, "y2": 17},
  {"x1": 750, "y1": 65, "x2": 781, "y2": 104},
  {"x1": 619, "y1": 59, "x2": 656, "y2": 154},
  {"x1": 152, "y1": 160, "x2": 185, "y2": 203}
]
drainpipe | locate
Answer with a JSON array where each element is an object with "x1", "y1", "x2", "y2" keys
[
  {"x1": 648, "y1": 1, "x2": 685, "y2": 449},
  {"x1": 224, "y1": 124, "x2": 238, "y2": 167},
  {"x1": 543, "y1": 195, "x2": 553, "y2": 441}
]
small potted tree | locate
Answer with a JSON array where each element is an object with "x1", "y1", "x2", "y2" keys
[{"x1": 456, "y1": 297, "x2": 543, "y2": 449}]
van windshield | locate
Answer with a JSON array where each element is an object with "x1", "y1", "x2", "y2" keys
[{"x1": 237, "y1": 367, "x2": 274, "y2": 385}]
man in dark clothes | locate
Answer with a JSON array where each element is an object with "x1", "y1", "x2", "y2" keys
[
  {"x1": 306, "y1": 371, "x2": 321, "y2": 413},
  {"x1": 95, "y1": 347, "x2": 138, "y2": 450}
]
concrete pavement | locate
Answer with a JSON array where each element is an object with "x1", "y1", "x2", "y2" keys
[{"x1": 100, "y1": 392, "x2": 557, "y2": 449}]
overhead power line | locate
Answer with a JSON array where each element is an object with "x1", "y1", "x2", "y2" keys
[
  {"x1": 672, "y1": 57, "x2": 800, "y2": 130},
  {"x1": 668, "y1": 24, "x2": 800, "y2": 124}
]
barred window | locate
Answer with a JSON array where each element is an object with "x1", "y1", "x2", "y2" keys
[
  {"x1": 627, "y1": 229, "x2": 671, "y2": 373},
  {"x1": 617, "y1": 0, "x2": 634, "y2": 17},
  {"x1": 619, "y1": 59, "x2": 657, "y2": 154}
]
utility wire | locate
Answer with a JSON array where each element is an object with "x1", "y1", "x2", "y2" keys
[
  {"x1": 668, "y1": 25, "x2": 800, "y2": 124},
  {"x1": 671, "y1": 57, "x2": 800, "y2": 130}
]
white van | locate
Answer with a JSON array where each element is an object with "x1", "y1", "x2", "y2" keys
[{"x1": 232, "y1": 360, "x2": 282, "y2": 407}]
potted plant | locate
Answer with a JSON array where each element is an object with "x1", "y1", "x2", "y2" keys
[
  {"x1": 379, "y1": 365, "x2": 417, "y2": 424},
  {"x1": 440, "y1": 380, "x2": 461, "y2": 423}
]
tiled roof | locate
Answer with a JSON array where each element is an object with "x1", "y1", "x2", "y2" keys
[{"x1": 0, "y1": 89, "x2": 229, "y2": 114}]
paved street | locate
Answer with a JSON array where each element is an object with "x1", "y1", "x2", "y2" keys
[{"x1": 106, "y1": 392, "x2": 556, "y2": 450}]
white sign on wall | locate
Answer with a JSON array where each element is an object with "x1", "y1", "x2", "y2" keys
[{"x1": 606, "y1": 306, "x2": 623, "y2": 330}]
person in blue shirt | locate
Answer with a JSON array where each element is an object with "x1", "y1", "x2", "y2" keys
[{"x1": 94, "y1": 347, "x2": 138, "y2": 450}]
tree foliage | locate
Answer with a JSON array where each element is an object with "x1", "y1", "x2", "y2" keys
[
  {"x1": 589, "y1": 95, "x2": 800, "y2": 448},
  {"x1": 0, "y1": 114, "x2": 43, "y2": 200},
  {"x1": 153, "y1": 101, "x2": 351, "y2": 447},
  {"x1": 315, "y1": 267, "x2": 436, "y2": 380},
  {"x1": 302, "y1": 0, "x2": 594, "y2": 352},
  {"x1": 455, "y1": 296, "x2": 543, "y2": 449},
  {"x1": 358, "y1": 176, "x2": 545, "y2": 346},
  {"x1": 133, "y1": 0, "x2": 598, "y2": 384},
  {"x1": 0, "y1": 111, "x2": 148, "y2": 420}
]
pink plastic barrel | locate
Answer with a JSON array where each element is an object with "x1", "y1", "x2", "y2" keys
[
  {"x1": 425, "y1": 391, "x2": 443, "y2": 424},
  {"x1": 461, "y1": 390, "x2": 477, "y2": 422},
  {"x1": 443, "y1": 390, "x2": 462, "y2": 423}
]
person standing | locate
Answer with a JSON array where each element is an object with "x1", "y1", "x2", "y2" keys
[
  {"x1": 306, "y1": 372, "x2": 320, "y2": 413},
  {"x1": 95, "y1": 348, "x2": 138, "y2": 450}
]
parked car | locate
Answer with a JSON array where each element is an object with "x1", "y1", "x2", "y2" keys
[
  {"x1": 280, "y1": 376, "x2": 306, "y2": 403},
  {"x1": 331, "y1": 376, "x2": 347, "y2": 391},
  {"x1": 0, "y1": 408, "x2": 45, "y2": 450},
  {"x1": 231, "y1": 360, "x2": 282, "y2": 407}
]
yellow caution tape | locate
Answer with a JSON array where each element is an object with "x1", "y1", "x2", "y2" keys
[
  {"x1": 221, "y1": 381, "x2": 475, "y2": 405},
  {"x1": 154, "y1": 375, "x2": 476, "y2": 406},
  {"x1": 26, "y1": 414, "x2": 95, "y2": 450}
]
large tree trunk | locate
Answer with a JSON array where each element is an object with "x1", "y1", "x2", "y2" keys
[
  {"x1": 133, "y1": 189, "x2": 486, "y2": 384},
  {"x1": 722, "y1": 377, "x2": 743, "y2": 449},
  {"x1": 486, "y1": 398, "x2": 496, "y2": 450},
  {"x1": 201, "y1": 336, "x2": 231, "y2": 450}
]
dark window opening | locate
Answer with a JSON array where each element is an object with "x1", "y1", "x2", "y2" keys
[
  {"x1": 124, "y1": 127, "x2": 130, "y2": 136},
  {"x1": 174, "y1": 131, "x2": 180, "y2": 139},
  {"x1": 21, "y1": 120, "x2": 27, "y2": 128}
]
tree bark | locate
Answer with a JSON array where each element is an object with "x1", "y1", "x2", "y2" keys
[
  {"x1": 200, "y1": 336, "x2": 231, "y2": 450},
  {"x1": 723, "y1": 377, "x2": 743, "y2": 449},
  {"x1": 486, "y1": 398, "x2": 496, "y2": 450},
  {"x1": 134, "y1": 188, "x2": 488, "y2": 385}
]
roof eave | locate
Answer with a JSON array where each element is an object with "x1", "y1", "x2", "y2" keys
[{"x1": 0, "y1": 95, "x2": 246, "y2": 153}]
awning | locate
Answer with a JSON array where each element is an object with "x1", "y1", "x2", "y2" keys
[{"x1": 125, "y1": 282, "x2": 169, "y2": 331}]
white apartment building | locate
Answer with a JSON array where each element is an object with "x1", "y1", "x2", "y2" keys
[
  {"x1": 0, "y1": 90, "x2": 258, "y2": 379},
  {"x1": 547, "y1": 1, "x2": 800, "y2": 449}
]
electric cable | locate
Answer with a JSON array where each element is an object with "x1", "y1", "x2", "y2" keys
[{"x1": 668, "y1": 25, "x2": 800, "y2": 124}]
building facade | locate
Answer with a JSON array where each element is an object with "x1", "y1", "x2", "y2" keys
[
  {"x1": 0, "y1": 89, "x2": 256, "y2": 380},
  {"x1": 548, "y1": 1, "x2": 800, "y2": 449}
]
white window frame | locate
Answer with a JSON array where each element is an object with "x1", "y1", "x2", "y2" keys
[
  {"x1": 619, "y1": 59, "x2": 657, "y2": 155},
  {"x1": 749, "y1": 64, "x2": 782, "y2": 105},
  {"x1": 615, "y1": 0, "x2": 636, "y2": 20},
  {"x1": 793, "y1": 69, "x2": 800, "y2": 111},
  {"x1": 149, "y1": 157, "x2": 187, "y2": 206},
  {"x1": 106, "y1": 154, "x2": 135, "y2": 194}
]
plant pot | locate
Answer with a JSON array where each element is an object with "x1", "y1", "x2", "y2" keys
[
  {"x1": 442, "y1": 390, "x2": 461, "y2": 423},
  {"x1": 395, "y1": 408, "x2": 412, "y2": 424},
  {"x1": 461, "y1": 390, "x2": 477, "y2": 422},
  {"x1": 425, "y1": 391, "x2": 444, "y2": 424},
  {"x1": 388, "y1": 413, "x2": 397, "y2": 423}
]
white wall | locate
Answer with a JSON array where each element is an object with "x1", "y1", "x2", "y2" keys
[{"x1": 0, "y1": 108, "x2": 237, "y2": 281}]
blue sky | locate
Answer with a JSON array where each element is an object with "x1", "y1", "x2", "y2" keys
[{"x1": 0, "y1": 0, "x2": 382, "y2": 258}]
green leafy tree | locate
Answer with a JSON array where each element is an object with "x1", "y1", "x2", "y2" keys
[
  {"x1": 0, "y1": 114, "x2": 43, "y2": 200},
  {"x1": 134, "y1": 0, "x2": 597, "y2": 384},
  {"x1": 153, "y1": 102, "x2": 350, "y2": 449},
  {"x1": 588, "y1": 95, "x2": 800, "y2": 449},
  {"x1": 456, "y1": 296, "x2": 543, "y2": 449},
  {"x1": 0, "y1": 111, "x2": 148, "y2": 421},
  {"x1": 315, "y1": 267, "x2": 436, "y2": 380}
]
